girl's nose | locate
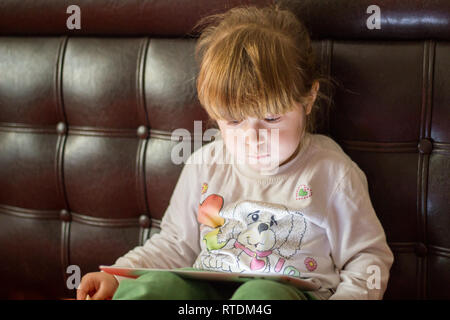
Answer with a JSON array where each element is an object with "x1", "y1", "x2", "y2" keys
[{"x1": 244, "y1": 122, "x2": 266, "y2": 147}]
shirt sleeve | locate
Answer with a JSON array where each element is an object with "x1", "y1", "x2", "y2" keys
[
  {"x1": 111, "y1": 153, "x2": 202, "y2": 279},
  {"x1": 324, "y1": 163, "x2": 394, "y2": 300}
]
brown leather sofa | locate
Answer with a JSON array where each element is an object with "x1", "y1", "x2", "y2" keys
[{"x1": 0, "y1": 0, "x2": 448, "y2": 300}]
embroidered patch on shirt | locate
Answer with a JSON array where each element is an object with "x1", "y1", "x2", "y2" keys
[
  {"x1": 201, "y1": 182, "x2": 208, "y2": 194},
  {"x1": 304, "y1": 257, "x2": 318, "y2": 271},
  {"x1": 198, "y1": 194, "x2": 224, "y2": 228},
  {"x1": 295, "y1": 184, "x2": 312, "y2": 200}
]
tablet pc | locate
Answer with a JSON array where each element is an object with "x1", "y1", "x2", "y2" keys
[{"x1": 99, "y1": 265, "x2": 320, "y2": 291}]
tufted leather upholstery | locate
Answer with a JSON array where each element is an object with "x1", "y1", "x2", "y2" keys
[{"x1": 0, "y1": 0, "x2": 449, "y2": 299}]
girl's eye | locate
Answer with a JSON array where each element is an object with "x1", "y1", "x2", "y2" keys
[
  {"x1": 227, "y1": 120, "x2": 242, "y2": 125},
  {"x1": 264, "y1": 116, "x2": 281, "y2": 123}
]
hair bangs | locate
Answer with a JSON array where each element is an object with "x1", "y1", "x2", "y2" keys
[
  {"x1": 197, "y1": 26, "x2": 302, "y2": 121},
  {"x1": 193, "y1": 4, "x2": 337, "y2": 133}
]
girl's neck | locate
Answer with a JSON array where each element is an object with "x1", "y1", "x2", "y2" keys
[{"x1": 278, "y1": 129, "x2": 306, "y2": 167}]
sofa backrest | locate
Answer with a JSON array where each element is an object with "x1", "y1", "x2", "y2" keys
[{"x1": 0, "y1": 0, "x2": 449, "y2": 299}]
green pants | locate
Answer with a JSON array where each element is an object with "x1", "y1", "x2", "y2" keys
[{"x1": 112, "y1": 268, "x2": 321, "y2": 300}]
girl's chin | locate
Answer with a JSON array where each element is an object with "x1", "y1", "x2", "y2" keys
[
  {"x1": 233, "y1": 154, "x2": 283, "y2": 169},
  {"x1": 247, "y1": 158, "x2": 281, "y2": 171}
]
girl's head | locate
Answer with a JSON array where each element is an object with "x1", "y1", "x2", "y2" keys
[{"x1": 193, "y1": 4, "x2": 331, "y2": 173}]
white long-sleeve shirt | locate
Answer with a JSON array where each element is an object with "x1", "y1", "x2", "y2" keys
[{"x1": 112, "y1": 132, "x2": 394, "y2": 300}]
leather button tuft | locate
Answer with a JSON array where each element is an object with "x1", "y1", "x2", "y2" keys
[
  {"x1": 415, "y1": 242, "x2": 427, "y2": 257},
  {"x1": 60, "y1": 209, "x2": 71, "y2": 222},
  {"x1": 139, "y1": 215, "x2": 151, "y2": 228},
  {"x1": 418, "y1": 139, "x2": 432, "y2": 154},
  {"x1": 56, "y1": 122, "x2": 67, "y2": 134},
  {"x1": 137, "y1": 125, "x2": 148, "y2": 139}
]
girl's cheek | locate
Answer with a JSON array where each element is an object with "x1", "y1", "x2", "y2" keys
[{"x1": 224, "y1": 135, "x2": 242, "y2": 158}]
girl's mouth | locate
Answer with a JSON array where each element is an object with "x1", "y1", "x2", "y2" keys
[{"x1": 248, "y1": 154, "x2": 269, "y2": 159}]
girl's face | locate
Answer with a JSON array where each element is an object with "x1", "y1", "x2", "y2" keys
[
  {"x1": 216, "y1": 102, "x2": 311, "y2": 174},
  {"x1": 216, "y1": 82, "x2": 319, "y2": 174}
]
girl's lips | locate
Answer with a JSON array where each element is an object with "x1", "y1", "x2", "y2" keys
[{"x1": 248, "y1": 154, "x2": 269, "y2": 159}]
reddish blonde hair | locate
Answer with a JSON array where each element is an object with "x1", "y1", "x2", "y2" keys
[{"x1": 193, "y1": 4, "x2": 334, "y2": 133}]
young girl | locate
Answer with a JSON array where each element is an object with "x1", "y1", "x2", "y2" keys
[{"x1": 77, "y1": 4, "x2": 394, "y2": 300}]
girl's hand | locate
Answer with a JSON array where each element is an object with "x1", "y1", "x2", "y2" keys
[{"x1": 76, "y1": 271, "x2": 119, "y2": 300}]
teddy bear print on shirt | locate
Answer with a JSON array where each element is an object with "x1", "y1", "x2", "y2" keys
[{"x1": 194, "y1": 194, "x2": 307, "y2": 277}]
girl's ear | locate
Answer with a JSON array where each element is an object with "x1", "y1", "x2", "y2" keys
[{"x1": 305, "y1": 81, "x2": 320, "y2": 115}]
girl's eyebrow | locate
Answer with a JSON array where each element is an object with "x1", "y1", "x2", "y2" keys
[{"x1": 247, "y1": 210, "x2": 260, "y2": 217}]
